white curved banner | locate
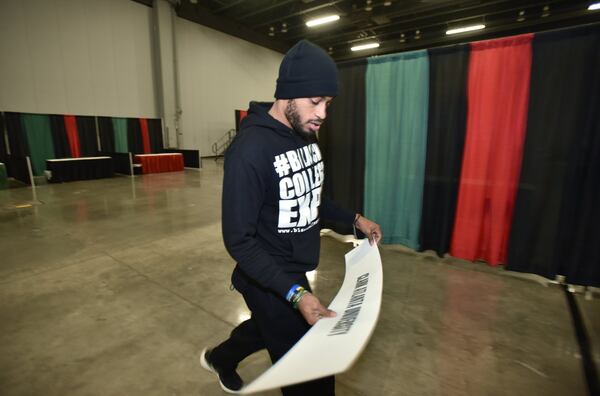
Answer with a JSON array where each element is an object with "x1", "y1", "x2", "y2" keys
[{"x1": 240, "y1": 239, "x2": 383, "y2": 394}]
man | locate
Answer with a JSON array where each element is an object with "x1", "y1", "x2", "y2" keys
[{"x1": 200, "y1": 40, "x2": 382, "y2": 395}]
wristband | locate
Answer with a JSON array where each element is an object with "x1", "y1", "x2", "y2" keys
[{"x1": 286, "y1": 284, "x2": 302, "y2": 302}]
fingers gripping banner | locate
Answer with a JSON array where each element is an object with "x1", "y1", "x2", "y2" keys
[{"x1": 240, "y1": 240, "x2": 383, "y2": 394}]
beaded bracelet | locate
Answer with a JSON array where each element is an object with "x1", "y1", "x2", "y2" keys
[
  {"x1": 292, "y1": 289, "x2": 309, "y2": 309},
  {"x1": 353, "y1": 213, "x2": 362, "y2": 238},
  {"x1": 286, "y1": 284, "x2": 309, "y2": 309}
]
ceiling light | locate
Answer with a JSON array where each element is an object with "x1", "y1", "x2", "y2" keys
[
  {"x1": 415, "y1": 29, "x2": 421, "y2": 39},
  {"x1": 351, "y1": 42, "x2": 380, "y2": 51},
  {"x1": 365, "y1": 0, "x2": 372, "y2": 11},
  {"x1": 542, "y1": 5, "x2": 550, "y2": 17},
  {"x1": 281, "y1": 22, "x2": 288, "y2": 33},
  {"x1": 517, "y1": 10, "x2": 525, "y2": 22},
  {"x1": 306, "y1": 14, "x2": 340, "y2": 27},
  {"x1": 446, "y1": 24, "x2": 486, "y2": 35},
  {"x1": 268, "y1": 26, "x2": 275, "y2": 37},
  {"x1": 399, "y1": 33, "x2": 406, "y2": 43},
  {"x1": 588, "y1": 3, "x2": 600, "y2": 10},
  {"x1": 384, "y1": 1, "x2": 392, "y2": 5}
]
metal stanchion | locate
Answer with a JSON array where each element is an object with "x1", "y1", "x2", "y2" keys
[{"x1": 25, "y1": 156, "x2": 37, "y2": 202}]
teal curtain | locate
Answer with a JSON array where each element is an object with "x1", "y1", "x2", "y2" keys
[
  {"x1": 21, "y1": 114, "x2": 55, "y2": 176},
  {"x1": 112, "y1": 118, "x2": 129, "y2": 153},
  {"x1": 364, "y1": 50, "x2": 429, "y2": 248}
]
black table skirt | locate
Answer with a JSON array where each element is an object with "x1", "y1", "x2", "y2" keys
[{"x1": 46, "y1": 157, "x2": 114, "y2": 183}]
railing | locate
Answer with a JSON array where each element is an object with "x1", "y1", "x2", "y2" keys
[{"x1": 212, "y1": 129, "x2": 236, "y2": 157}]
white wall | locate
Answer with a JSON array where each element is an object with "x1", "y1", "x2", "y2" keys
[
  {"x1": 0, "y1": 0, "x2": 158, "y2": 118},
  {"x1": 176, "y1": 18, "x2": 283, "y2": 156},
  {"x1": 0, "y1": 0, "x2": 283, "y2": 157}
]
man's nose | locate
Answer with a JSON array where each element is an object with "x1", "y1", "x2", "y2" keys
[{"x1": 315, "y1": 103, "x2": 327, "y2": 120}]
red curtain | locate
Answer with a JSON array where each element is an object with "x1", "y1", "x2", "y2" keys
[
  {"x1": 139, "y1": 118, "x2": 151, "y2": 154},
  {"x1": 235, "y1": 109, "x2": 248, "y2": 132},
  {"x1": 63, "y1": 115, "x2": 81, "y2": 158},
  {"x1": 450, "y1": 34, "x2": 533, "y2": 265}
]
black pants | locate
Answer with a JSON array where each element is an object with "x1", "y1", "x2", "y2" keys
[{"x1": 210, "y1": 268, "x2": 335, "y2": 396}]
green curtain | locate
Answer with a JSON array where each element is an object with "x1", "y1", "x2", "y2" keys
[
  {"x1": 112, "y1": 117, "x2": 129, "y2": 153},
  {"x1": 364, "y1": 50, "x2": 429, "y2": 248},
  {"x1": 21, "y1": 114, "x2": 55, "y2": 176}
]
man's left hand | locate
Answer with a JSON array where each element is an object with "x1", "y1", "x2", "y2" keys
[{"x1": 355, "y1": 216, "x2": 382, "y2": 245}]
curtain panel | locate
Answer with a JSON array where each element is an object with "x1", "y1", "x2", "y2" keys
[
  {"x1": 507, "y1": 26, "x2": 600, "y2": 286},
  {"x1": 76, "y1": 116, "x2": 98, "y2": 157},
  {"x1": 365, "y1": 50, "x2": 429, "y2": 249},
  {"x1": 65, "y1": 115, "x2": 81, "y2": 158},
  {"x1": 139, "y1": 118, "x2": 151, "y2": 154},
  {"x1": 98, "y1": 116, "x2": 115, "y2": 153},
  {"x1": 319, "y1": 59, "x2": 367, "y2": 234},
  {"x1": 0, "y1": 113, "x2": 9, "y2": 162},
  {"x1": 49, "y1": 115, "x2": 71, "y2": 158},
  {"x1": 419, "y1": 45, "x2": 470, "y2": 256},
  {"x1": 450, "y1": 34, "x2": 533, "y2": 265},
  {"x1": 148, "y1": 119, "x2": 164, "y2": 153},
  {"x1": 112, "y1": 118, "x2": 129, "y2": 153},
  {"x1": 21, "y1": 114, "x2": 55, "y2": 176},
  {"x1": 4, "y1": 112, "x2": 28, "y2": 158},
  {"x1": 127, "y1": 118, "x2": 144, "y2": 155}
]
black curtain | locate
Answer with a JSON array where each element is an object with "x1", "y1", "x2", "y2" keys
[
  {"x1": 319, "y1": 59, "x2": 367, "y2": 234},
  {"x1": 98, "y1": 116, "x2": 115, "y2": 152},
  {"x1": 127, "y1": 118, "x2": 144, "y2": 154},
  {"x1": 507, "y1": 25, "x2": 600, "y2": 287},
  {"x1": 0, "y1": 112, "x2": 7, "y2": 163},
  {"x1": 49, "y1": 115, "x2": 71, "y2": 158},
  {"x1": 76, "y1": 116, "x2": 98, "y2": 156},
  {"x1": 148, "y1": 118, "x2": 164, "y2": 153},
  {"x1": 164, "y1": 149, "x2": 200, "y2": 168},
  {"x1": 4, "y1": 112, "x2": 28, "y2": 157},
  {"x1": 418, "y1": 45, "x2": 470, "y2": 256}
]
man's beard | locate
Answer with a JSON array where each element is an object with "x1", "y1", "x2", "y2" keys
[{"x1": 284, "y1": 100, "x2": 319, "y2": 142}]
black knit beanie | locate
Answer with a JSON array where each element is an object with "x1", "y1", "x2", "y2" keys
[{"x1": 274, "y1": 40, "x2": 338, "y2": 99}]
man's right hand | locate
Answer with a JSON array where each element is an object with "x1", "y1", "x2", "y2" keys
[{"x1": 297, "y1": 292, "x2": 337, "y2": 325}]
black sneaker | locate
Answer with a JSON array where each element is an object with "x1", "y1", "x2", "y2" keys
[{"x1": 200, "y1": 347, "x2": 243, "y2": 393}]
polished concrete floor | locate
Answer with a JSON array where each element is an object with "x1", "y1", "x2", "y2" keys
[{"x1": 1, "y1": 162, "x2": 598, "y2": 396}]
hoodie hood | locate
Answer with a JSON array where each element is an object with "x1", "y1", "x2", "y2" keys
[
  {"x1": 241, "y1": 101, "x2": 320, "y2": 145},
  {"x1": 240, "y1": 101, "x2": 296, "y2": 139}
]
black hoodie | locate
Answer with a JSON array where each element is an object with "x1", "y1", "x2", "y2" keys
[{"x1": 222, "y1": 102, "x2": 354, "y2": 298}]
